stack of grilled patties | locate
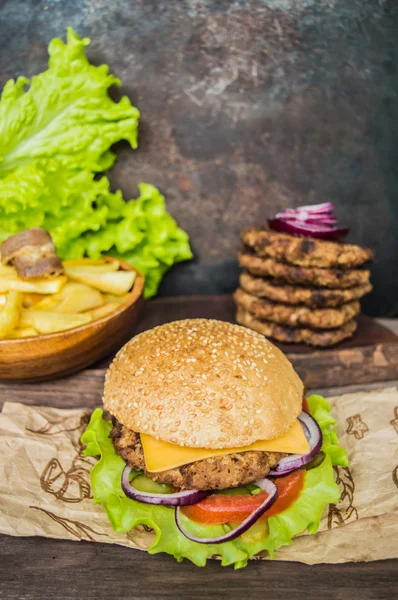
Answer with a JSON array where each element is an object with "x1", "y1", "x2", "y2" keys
[{"x1": 234, "y1": 228, "x2": 374, "y2": 347}]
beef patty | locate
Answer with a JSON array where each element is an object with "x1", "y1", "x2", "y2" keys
[
  {"x1": 110, "y1": 419, "x2": 283, "y2": 491},
  {"x1": 241, "y1": 228, "x2": 374, "y2": 269},
  {"x1": 240, "y1": 271, "x2": 372, "y2": 308},
  {"x1": 238, "y1": 250, "x2": 371, "y2": 289},
  {"x1": 234, "y1": 287, "x2": 360, "y2": 329},
  {"x1": 236, "y1": 306, "x2": 357, "y2": 347}
]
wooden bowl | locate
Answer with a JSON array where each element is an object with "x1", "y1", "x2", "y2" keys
[{"x1": 0, "y1": 258, "x2": 144, "y2": 382}]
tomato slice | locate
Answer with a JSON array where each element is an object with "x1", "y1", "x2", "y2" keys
[
  {"x1": 264, "y1": 469, "x2": 305, "y2": 519},
  {"x1": 181, "y1": 469, "x2": 306, "y2": 525},
  {"x1": 302, "y1": 395, "x2": 310, "y2": 413}
]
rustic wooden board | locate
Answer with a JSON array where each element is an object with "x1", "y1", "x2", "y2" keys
[
  {"x1": 2, "y1": 368, "x2": 398, "y2": 411},
  {"x1": 116, "y1": 295, "x2": 398, "y2": 388},
  {"x1": 1, "y1": 297, "x2": 397, "y2": 599},
  {"x1": 1, "y1": 296, "x2": 397, "y2": 391},
  {"x1": 0, "y1": 534, "x2": 396, "y2": 600}
]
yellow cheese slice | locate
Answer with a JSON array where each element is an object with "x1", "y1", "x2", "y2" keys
[{"x1": 141, "y1": 419, "x2": 310, "y2": 472}]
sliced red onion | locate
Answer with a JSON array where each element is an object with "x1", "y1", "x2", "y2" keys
[
  {"x1": 268, "y1": 203, "x2": 350, "y2": 240},
  {"x1": 268, "y1": 217, "x2": 349, "y2": 240},
  {"x1": 269, "y1": 412, "x2": 322, "y2": 477},
  {"x1": 175, "y1": 478, "x2": 278, "y2": 544},
  {"x1": 121, "y1": 466, "x2": 210, "y2": 506},
  {"x1": 277, "y1": 204, "x2": 333, "y2": 218},
  {"x1": 293, "y1": 202, "x2": 334, "y2": 213},
  {"x1": 305, "y1": 216, "x2": 337, "y2": 225},
  {"x1": 277, "y1": 212, "x2": 337, "y2": 225}
]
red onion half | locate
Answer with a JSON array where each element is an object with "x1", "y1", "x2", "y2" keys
[
  {"x1": 121, "y1": 466, "x2": 210, "y2": 506},
  {"x1": 268, "y1": 203, "x2": 350, "y2": 240},
  {"x1": 175, "y1": 478, "x2": 278, "y2": 544},
  {"x1": 269, "y1": 412, "x2": 322, "y2": 477}
]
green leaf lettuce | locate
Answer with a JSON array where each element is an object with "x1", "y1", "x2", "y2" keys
[
  {"x1": 81, "y1": 395, "x2": 348, "y2": 568},
  {"x1": 0, "y1": 27, "x2": 139, "y2": 176},
  {"x1": 0, "y1": 28, "x2": 192, "y2": 297}
]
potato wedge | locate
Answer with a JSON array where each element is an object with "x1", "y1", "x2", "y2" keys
[
  {"x1": 62, "y1": 259, "x2": 107, "y2": 267},
  {"x1": 0, "y1": 274, "x2": 67, "y2": 294},
  {"x1": 63, "y1": 260, "x2": 120, "y2": 273},
  {"x1": 0, "y1": 291, "x2": 23, "y2": 339},
  {"x1": 48, "y1": 282, "x2": 103, "y2": 313},
  {"x1": 20, "y1": 310, "x2": 92, "y2": 334},
  {"x1": 8, "y1": 327, "x2": 38, "y2": 339},
  {"x1": 31, "y1": 296, "x2": 61, "y2": 312},
  {"x1": 102, "y1": 292, "x2": 129, "y2": 306},
  {"x1": 64, "y1": 267, "x2": 135, "y2": 295},
  {"x1": 89, "y1": 302, "x2": 120, "y2": 320},
  {"x1": 23, "y1": 293, "x2": 45, "y2": 308}
]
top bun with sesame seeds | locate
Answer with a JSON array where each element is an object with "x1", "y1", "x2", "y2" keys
[{"x1": 103, "y1": 319, "x2": 304, "y2": 449}]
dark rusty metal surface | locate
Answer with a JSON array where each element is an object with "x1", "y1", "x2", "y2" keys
[{"x1": 1, "y1": 0, "x2": 397, "y2": 315}]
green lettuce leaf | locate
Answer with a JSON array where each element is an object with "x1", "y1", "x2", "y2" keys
[
  {"x1": 0, "y1": 27, "x2": 139, "y2": 176},
  {"x1": 0, "y1": 28, "x2": 192, "y2": 297},
  {"x1": 308, "y1": 394, "x2": 348, "y2": 468},
  {"x1": 81, "y1": 395, "x2": 347, "y2": 568},
  {"x1": 63, "y1": 183, "x2": 193, "y2": 299}
]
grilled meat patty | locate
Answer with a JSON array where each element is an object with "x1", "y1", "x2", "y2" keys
[
  {"x1": 236, "y1": 306, "x2": 357, "y2": 347},
  {"x1": 240, "y1": 271, "x2": 372, "y2": 308},
  {"x1": 234, "y1": 288, "x2": 360, "y2": 329},
  {"x1": 110, "y1": 419, "x2": 283, "y2": 491},
  {"x1": 241, "y1": 228, "x2": 374, "y2": 269},
  {"x1": 238, "y1": 250, "x2": 371, "y2": 289}
]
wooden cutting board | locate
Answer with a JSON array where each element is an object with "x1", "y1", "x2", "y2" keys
[
  {"x1": 1, "y1": 296, "x2": 397, "y2": 396},
  {"x1": 132, "y1": 295, "x2": 398, "y2": 388}
]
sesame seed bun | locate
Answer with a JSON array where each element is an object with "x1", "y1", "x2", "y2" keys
[{"x1": 103, "y1": 319, "x2": 304, "y2": 449}]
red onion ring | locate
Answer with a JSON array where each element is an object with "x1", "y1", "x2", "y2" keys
[
  {"x1": 268, "y1": 218, "x2": 349, "y2": 240},
  {"x1": 278, "y1": 203, "x2": 333, "y2": 217},
  {"x1": 121, "y1": 466, "x2": 210, "y2": 506},
  {"x1": 305, "y1": 216, "x2": 337, "y2": 225},
  {"x1": 293, "y1": 202, "x2": 334, "y2": 213},
  {"x1": 268, "y1": 203, "x2": 350, "y2": 240},
  {"x1": 269, "y1": 412, "x2": 322, "y2": 477},
  {"x1": 175, "y1": 478, "x2": 278, "y2": 544}
]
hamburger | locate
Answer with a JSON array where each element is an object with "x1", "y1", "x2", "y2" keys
[{"x1": 82, "y1": 319, "x2": 347, "y2": 567}]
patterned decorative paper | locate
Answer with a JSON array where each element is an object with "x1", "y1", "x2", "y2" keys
[{"x1": 0, "y1": 388, "x2": 398, "y2": 564}]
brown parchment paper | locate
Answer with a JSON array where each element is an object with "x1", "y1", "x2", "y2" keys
[{"x1": 1, "y1": 387, "x2": 398, "y2": 564}]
